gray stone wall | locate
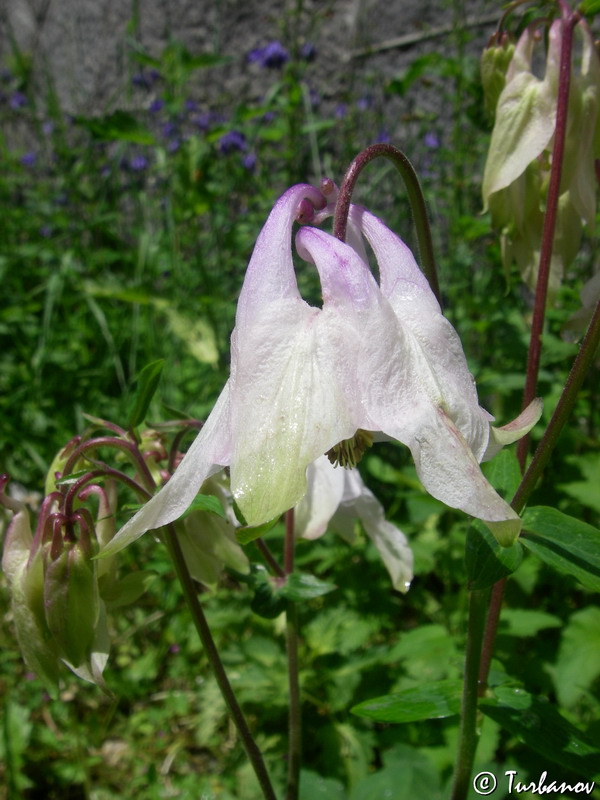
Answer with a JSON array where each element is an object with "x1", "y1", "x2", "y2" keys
[{"x1": 1, "y1": 0, "x2": 501, "y2": 113}]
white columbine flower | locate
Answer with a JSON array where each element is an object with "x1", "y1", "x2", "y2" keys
[
  {"x1": 101, "y1": 183, "x2": 541, "y2": 559},
  {"x1": 295, "y1": 456, "x2": 413, "y2": 592}
]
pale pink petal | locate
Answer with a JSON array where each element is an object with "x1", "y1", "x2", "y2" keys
[{"x1": 99, "y1": 382, "x2": 232, "y2": 557}]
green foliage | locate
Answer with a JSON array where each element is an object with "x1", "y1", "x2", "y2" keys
[{"x1": 1, "y1": 3, "x2": 599, "y2": 798}]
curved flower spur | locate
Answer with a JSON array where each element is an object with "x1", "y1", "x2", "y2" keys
[{"x1": 101, "y1": 182, "x2": 542, "y2": 559}]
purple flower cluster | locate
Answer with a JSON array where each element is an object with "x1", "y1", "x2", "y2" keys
[
  {"x1": 132, "y1": 69, "x2": 161, "y2": 91},
  {"x1": 248, "y1": 41, "x2": 289, "y2": 69},
  {"x1": 219, "y1": 130, "x2": 246, "y2": 155}
]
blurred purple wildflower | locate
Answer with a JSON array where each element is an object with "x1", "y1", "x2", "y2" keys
[
  {"x1": 308, "y1": 87, "x2": 320, "y2": 108},
  {"x1": 356, "y1": 95, "x2": 373, "y2": 112},
  {"x1": 192, "y1": 111, "x2": 217, "y2": 132},
  {"x1": 20, "y1": 151, "x2": 37, "y2": 167},
  {"x1": 376, "y1": 129, "x2": 391, "y2": 144},
  {"x1": 242, "y1": 152, "x2": 257, "y2": 171},
  {"x1": 149, "y1": 98, "x2": 165, "y2": 114},
  {"x1": 162, "y1": 120, "x2": 178, "y2": 139},
  {"x1": 40, "y1": 225, "x2": 52, "y2": 238},
  {"x1": 167, "y1": 138, "x2": 180, "y2": 153},
  {"x1": 424, "y1": 131, "x2": 440, "y2": 149},
  {"x1": 128, "y1": 154, "x2": 149, "y2": 171},
  {"x1": 10, "y1": 91, "x2": 27, "y2": 109},
  {"x1": 248, "y1": 41, "x2": 289, "y2": 69},
  {"x1": 185, "y1": 99, "x2": 199, "y2": 113},
  {"x1": 300, "y1": 42, "x2": 316, "y2": 62},
  {"x1": 334, "y1": 103, "x2": 347, "y2": 119},
  {"x1": 42, "y1": 120, "x2": 54, "y2": 136},
  {"x1": 132, "y1": 69, "x2": 160, "y2": 90},
  {"x1": 219, "y1": 130, "x2": 246, "y2": 154}
]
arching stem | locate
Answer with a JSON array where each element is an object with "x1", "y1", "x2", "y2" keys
[{"x1": 333, "y1": 143, "x2": 441, "y2": 304}]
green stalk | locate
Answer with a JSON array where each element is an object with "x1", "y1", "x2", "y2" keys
[
  {"x1": 284, "y1": 509, "x2": 301, "y2": 800},
  {"x1": 333, "y1": 143, "x2": 441, "y2": 304},
  {"x1": 164, "y1": 524, "x2": 278, "y2": 800},
  {"x1": 450, "y1": 589, "x2": 490, "y2": 800}
]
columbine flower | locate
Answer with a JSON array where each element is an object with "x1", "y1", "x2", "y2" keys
[
  {"x1": 102, "y1": 183, "x2": 541, "y2": 558},
  {"x1": 295, "y1": 456, "x2": 413, "y2": 592}
]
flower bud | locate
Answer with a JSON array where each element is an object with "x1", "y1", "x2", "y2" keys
[
  {"x1": 481, "y1": 31, "x2": 515, "y2": 117},
  {"x1": 43, "y1": 513, "x2": 99, "y2": 668}
]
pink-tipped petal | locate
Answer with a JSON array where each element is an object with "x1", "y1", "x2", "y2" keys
[{"x1": 100, "y1": 383, "x2": 232, "y2": 558}]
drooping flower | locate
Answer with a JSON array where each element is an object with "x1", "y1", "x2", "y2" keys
[
  {"x1": 482, "y1": 18, "x2": 600, "y2": 294},
  {"x1": 295, "y1": 456, "x2": 413, "y2": 592},
  {"x1": 101, "y1": 182, "x2": 541, "y2": 558}
]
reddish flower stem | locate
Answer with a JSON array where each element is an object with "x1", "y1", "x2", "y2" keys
[
  {"x1": 333, "y1": 143, "x2": 441, "y2": 304},
  {"x1": 517, "y1": 10, "x2": 580, "y2": 469},
  {"x1": 480, "y1": 9, "x2": 581, "y2": 697}
]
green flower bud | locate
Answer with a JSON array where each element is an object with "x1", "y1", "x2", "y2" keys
[
  {"x1": 1, "y1": 484, "x2": 62, "y2": 690},
  {"x1": 43, "y1": 518, "x2": 99, "y2": 669},
  {"x1": 176, "y1": 475, "x2": 249, "y2": 587},
  {"x1": 481, "y1": 31, "x2": 515, "y2": 117}
]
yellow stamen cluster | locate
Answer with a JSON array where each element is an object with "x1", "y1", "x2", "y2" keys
[{"x1": 326, "y1": 429, "x2": 374, "y2": 469}]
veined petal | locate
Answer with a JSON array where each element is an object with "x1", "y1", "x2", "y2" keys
[
  {"x1": 294, "y1": 456, "x2": 346, "y2": 540},
  {"x1": 100, "y1": 383, "x2": 232, "y2": 557},
  {"x1": 352, "y1": 206, "x2": 492, "y2": 459},
  {"x1": 296, "y1": 225, "x2": 424, "y2": 439},
  {"x1": 335, "y1": 468, "x2": 413, "y2": 592},
  {"x1": 482, "y1": 398, "x2": 543, "y2": 462},
  {"x1": 410, "y1": 406, "x2": 521, "y2": 546},
  {"x1": 230, "y1": 295, "x2": 359, "y2": 525},
  {"x1": 482, "y1": 21, "x2": 561, "y2": 206},
  {"x1": 1, "y1": 501, "x2": 32, "y2": 585},
  {"x1": 235, "y1": 183, "x2": 325, "y2": 329}
]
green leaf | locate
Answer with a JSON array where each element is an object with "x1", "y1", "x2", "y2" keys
[
  {"x1": 351, "y1": 679, "x2": 463, "y2": 723},
  {"x1": 278, "y1": 573, "x2": 337, "y2": 601},
  {"x1": 127, "y1": 359, "x2": 164, "y2": 429},
  {"x1": 521, "y1": 506, "x2": 600, "y2": 591},
  {"x1": 299, "y1": 770, "x2": 346, "y2": 800},
  {"x1": 350, "y1": 744, "x2": 443, "y2": 800},
  {"x1": 498, "y1": 608, "x2": 561, "y2": 638},
  {"x1": 553, "y1": 607, "x2": 600, "y2": 708},
  {"x1": 236, "y1": 516, "x2": 280, "y2": 545},
  {"x1": 465, "y1": 520, "x2": 523, "y2": 590},
  {"x1": 74, "y1": 111, "x2": 155, "y2": 144},
  {"x1": 480, "y1": 687, "x2": 600, "y2": 779},
  {"x1": 580, "y1": 0, "x2": 600, "y2": 17},
  {"x1": 249, "y1": 570, "x2": 287, "y2": 619},
  {"x1": 184, "y1": 494, "x2": 226, "y2": 519},
  {"x1": 560, "y1": 455, "x2": 600, "y2": 514},
  {"x1": 482, "y1": 448, "x2": 522, "y2": 498},
  {"x1": 101, "y1": 570, "x2": 157, "y2": 609}
]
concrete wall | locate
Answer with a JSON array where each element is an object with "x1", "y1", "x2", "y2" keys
[{"x1": 1, "y1": 0, "x2": 499, "y2": 114}]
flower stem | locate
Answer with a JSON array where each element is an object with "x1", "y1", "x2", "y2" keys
[
  {"x1": 517, "y1": 10, "x2": 579, "y2": 468},
  {"x1": 284, "y1": 509, "x2": 301, "y2": 800},
  {"x1": 450, "y1": 589, "x2": 490, "y2": 800},
  {"x1": 163, "y1": 523, "x2": 278, "y2": 800},
  {"x1": 333, "y1": 143, "x2": 441, "y2": 304},
  {"x1": 479, "y1": 7, "x2": 586, "y2": 695},
  {"x1": 478, "y1": 299, "x2": 600, "y2": 694}
]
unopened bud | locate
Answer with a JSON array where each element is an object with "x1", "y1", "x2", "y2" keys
[{"x1": 481, "y1": 31, "x2": 515, "y2": 117}]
